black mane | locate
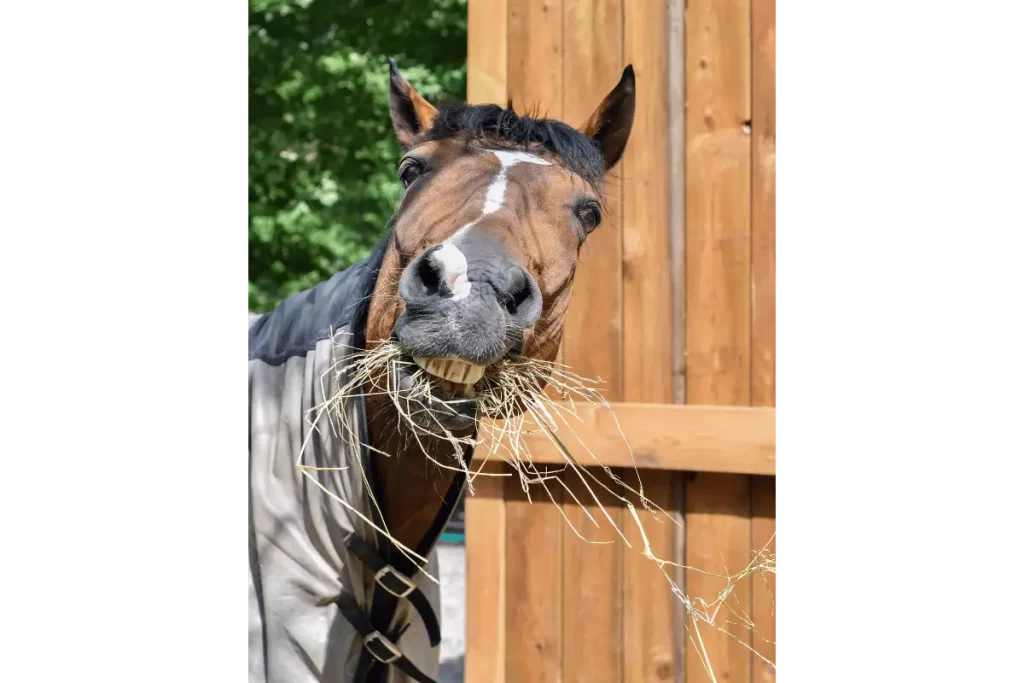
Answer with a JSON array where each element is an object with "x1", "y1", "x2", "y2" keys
[{"x1": 422, "y1": 103, "x2": 606, "y2": 184}]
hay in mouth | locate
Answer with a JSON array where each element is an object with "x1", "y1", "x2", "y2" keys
[{"x1": 296, "y1": 336, "x2": 776, "y2": 674}]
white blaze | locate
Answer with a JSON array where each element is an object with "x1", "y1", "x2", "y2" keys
[
  {"x1": 431, "y1": 242, "x2": 470, "y2": 300},
  {"x1": 433, "y1": 149, "x2": 551, "y2": 301}
]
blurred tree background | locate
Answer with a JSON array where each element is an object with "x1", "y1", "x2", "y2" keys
[{"x1": 249, "y1": 0, "x2": 467, "y2": 312}]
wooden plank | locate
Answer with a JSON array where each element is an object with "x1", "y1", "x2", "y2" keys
[
  {"x1": 751, "y1": 476, "x2": 776, "y2": 682},
  {"x1": 623, "y1": 469, "x2": 679, "y2": 683},
  {"x1": 684, "y1": 473, "x2": 753, "y2": 683},
  {"x1": 467, "y1": 0, "x2": 508, "y2": 105},
  {"x1": 752, "y1": 0, "x2": 776, "y2": 409},
  {"x1": 669, "y1": 0, "x2": 687, "y2": 405},
  {"x1": 504, "y1": 6, "x2": 565, "y2": 683},
  {"x1": 622, "y1": 0, "x2": 672, "y2": 407},
  {"x1": 464, "y1": 472, "x2": 507, "y2": 683},
  {"x1": 685, "y1": 0, "x2": 753, "y2": 680},
  {"x1": 751, "y1": 1, "x2": 776, "y2": 678},
  {"x1": 507, "y1": 0, "x2": 563, "y2": 115},
  {"x1": 505, "y1": 476, "x2": 563, "y2": 683},
  {"x1": 621, "y1": 10, "x2": 675, "y2": 683},
  {"x1": 685, "y1": 0, "x2": 752, "y2": 407},
  {"x1": 480, "y1": 403, "x2": 775, "y2": 476},
  {"x1": 562, "y1": 470, "x2": 623, "y2": 683},
  {"x1": 562, "y1": 2, "x2": 625, "y2": 681}
]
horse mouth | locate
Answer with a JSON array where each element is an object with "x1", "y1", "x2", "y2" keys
[
  {"x1": 412, "y1": 357, "x2": 486, "y2": 387},
  {"x1": 387, "y1": 354, "x2": 487, "y2": 431}
]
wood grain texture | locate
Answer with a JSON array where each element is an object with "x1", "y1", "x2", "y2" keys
[
  {"x1": 685, "y1": 473, "x2": 753, "y2": 683},
  {"x1": 623, "y1": 469, "x2": 679, "y2": 683},
  {"x1": 467, "y1": 0, "x2": 508, "y2": 105},
  {"x1": 751, "y1": 2, "x2": 776, "y2": 679},
  {"x1": 505, "y1": 476, "x2": 563, "y2": 683},
  {"x1": 562, "y1": 470, "x2": 624, "y2": 683},
  {"x1": 562, "y1": 2, "x2": 625, "y2": 681},
  {"x1": 668, "y1": 0, "x2": 687, "y2": 405},
  {"x1": 752, "y1": 0, "x2": 776, "y2": 408},
  {"x1": 464, "y1": 472, "x2": 507, "y2": 683},
  {"x1": 685, "y1": 0, "x2": 753, "y2": 680},
  {"x1": 685, "y1": 0, "x2": 752, "y2": 407},
  {"x1": 622, "y1": 0, "x2": 672, "y2": 406},
  {"x1": 507, "y1": 0, "x2": 563, "y2": 116},
  {"x1": 480, "y1": 403, "x2": 775, "y2": 475},
  {"x1": 751, "y1": 476, "x2": 776, "y2": 682}
]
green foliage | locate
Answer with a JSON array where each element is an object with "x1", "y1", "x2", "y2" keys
[{"x1": 249, "y1": 0, "x2": 467, "y2": 312}]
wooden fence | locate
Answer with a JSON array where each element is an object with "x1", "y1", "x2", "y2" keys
[{"x1": 464, "y1": 0, "x2": 776, "y2": 681}]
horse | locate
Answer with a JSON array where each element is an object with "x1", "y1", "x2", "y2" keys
[{"x1": 248, "y1": 57, "x2": 635, "y2": 683}]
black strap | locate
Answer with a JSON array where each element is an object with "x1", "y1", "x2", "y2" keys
[
  {"x1": 336, "y1": 592, "x2": 438, "y2": 683},
  {"x1": 350, "y1": 382, "x2": 473, "y2": 682},
  {"x1": 344, "y1": 533, "x2": 441, "y2": 647}
]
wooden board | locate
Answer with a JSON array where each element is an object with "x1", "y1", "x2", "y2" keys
[
  {"x1": 685, "y1": 0, "x2": 752, "y2": 407},
  {"x1": 623, "y1": 469, "x2": 679, "y2": 683},
  {"x1": 685, "y1": 0, "x2": 753, "y2": 680},
  {"x1": 467, "y1": 0, "x2": 507, "y2": 105},
  {"x1": 751, "y1": 476, "x2": 776, "y2": 682},
  {"x1": 464, "y1": 472, "x2": 507, "y2": 683},
  {"x1": 480, "y1": 403, "x2": 775, "y2": 476},
  {"x1": 562, "y1": 468, "x2": 624, "y2": 683},
  {"x1": 505, "y1": 476, "x2": 564, "y2": 683},
  {"x1": 751, "y1": 1, "x2": 776, "y2": 679},
  {"x1": 669, "y1": 0, "x2": 687, "y2": 404},
  {"x1": 562, "y1": 2, "x2": 625, "y2": 680},
  {"x1": 684, "y1": 473, "x2": 753, "y2": 683},
  {"x1": 752, "y1": 0, "x2": 776, "y2": 408}
]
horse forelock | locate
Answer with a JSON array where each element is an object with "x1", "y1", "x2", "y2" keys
[{"x1": 418, "y1": 103, "x2": 606, "y2": 185}]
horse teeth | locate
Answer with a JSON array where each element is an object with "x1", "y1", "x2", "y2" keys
[{"x1": 412, "y1": 356, "x2": 486, "y2": 385}]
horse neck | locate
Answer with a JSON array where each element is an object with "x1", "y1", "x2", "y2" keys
[{"x1": 364, "y1": 395, "x2": 463, "y2": 554}]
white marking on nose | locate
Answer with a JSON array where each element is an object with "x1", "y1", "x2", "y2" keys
[
  {"x1": 431, "y1": 242, "x2": 471, "y2": 300},
  {"x1": 435, "y1": 149, "x2": 551, "y2": 301}
]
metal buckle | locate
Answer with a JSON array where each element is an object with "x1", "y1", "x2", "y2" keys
[
  {"x1": 374, "y1": 565, "x2": 416, "y2": 598},
  {"x1": 364, "y1": 631, "x2": 402, "y2": 665}
]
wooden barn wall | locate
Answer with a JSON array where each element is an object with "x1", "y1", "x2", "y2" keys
[{"x1": 465, "y1": 0, "x2": 776, "y2": 681}]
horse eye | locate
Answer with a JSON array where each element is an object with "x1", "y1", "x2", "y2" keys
[
  {"x1": 576, "y1": 202, "x2": 602, "y2": 234},
  {"x1": 398, "y1": 159, "x2": 425, "y2": 188}
]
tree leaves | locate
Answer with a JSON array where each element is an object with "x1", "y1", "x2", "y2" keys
[{"x1": 249, "y1": 0, "x2": 467, "y2": 311}]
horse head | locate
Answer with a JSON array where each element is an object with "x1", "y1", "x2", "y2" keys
[{"x1": 366, "y1": 58, "x2": 636, "y2": 432}]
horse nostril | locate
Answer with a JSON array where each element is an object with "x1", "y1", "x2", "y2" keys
[
  {"x1": 415, "y1": 251, "x2": 443, "y2": 297},
  {"x1": 501, "y1": 265, "x2": 538, "y2": 322}
]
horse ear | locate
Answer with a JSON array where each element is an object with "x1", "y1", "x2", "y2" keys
[
  {"x1": 388, "y1": 57, "x2": 439, "y2": 149},
  {"x1": 580, "y1": 65, "x2": 636, "y2": 171}
]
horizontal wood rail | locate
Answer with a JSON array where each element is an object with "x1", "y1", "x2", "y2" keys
[{"x1": 479, "y1": 402, "x2": 775, "y2": 476}]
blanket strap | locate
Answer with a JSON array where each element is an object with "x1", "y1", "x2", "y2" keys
[
  {"x1": 335, "y1": 592, "x2": 437, "y2": 683},
  {"x1": 344, "y1": 533, "x2": 442, "y2": 647}
]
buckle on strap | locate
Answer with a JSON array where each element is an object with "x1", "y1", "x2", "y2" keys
[
  {"x1": 374, "y1": 565, "x2": 417, "y2": 598},
  {"x1": 364, "y1": 631, "x2": 403, "y2": 665}
]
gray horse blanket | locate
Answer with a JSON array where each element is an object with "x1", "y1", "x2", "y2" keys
[{"x1": 249, "y1": 237, "x2": 469, "y2": 683}]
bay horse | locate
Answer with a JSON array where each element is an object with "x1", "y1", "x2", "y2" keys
[{"x1": 248, "y1": 57, "x2": 635, "y2": 683}]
